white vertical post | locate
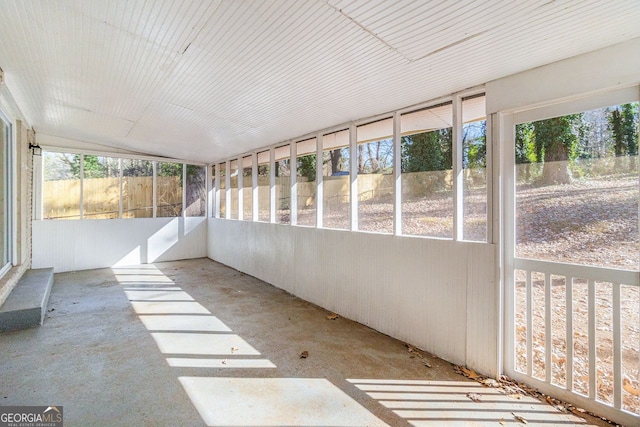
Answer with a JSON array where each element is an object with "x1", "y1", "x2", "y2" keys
[
  {"x1": 393, "y1": 112, "x2": 402, "y2": 236},
  {"x1": 118, "y1": 158, "x2": 123, "y2": 218},
  {"x1": 206, "y1": 164, "x2": 213, "y2": 218},
  {"x1": 152, "y1": 161, "x2": 157, "y2": 218},
  {"x1": 225, "y1": 160, "x2": 231, "y2": 220},
  {"x1": 588, "y1": 279, "x2": 596, "y2": 400},
  {"x1": 79, "y1": 154, "x2": 84, "y2": 219},
  {"x1": 486, "y1": 111, "x2": 494, "y2": 243},
  {"x1": 612, "y1": 283, "x2": 621, "y2": 409},
  {"x1": 252, "y1": 153, "x2": 258, "y2": 221},
  {"x1": 237, "y1": 158, "x2": 244, "y2": 220},
  {"x1": 214, "y1": 163, "x2": 220, "y2": 219},
  {"x1": 526, "y1": 270, "x2": 533, "y2": 377},
  {"x1": 316, "y1": 133, "x2": 323, "y2": 228},
  {"x1": 290, "y1": 143, "x2": 297, "y2": 225},
  {"x1": 566, "y1": 277, "x2": 574, "y2": 391},
  {"x1": 452, "y1": 93, "x2": 463, "y2": 241},
  {"x1": 500, "y1": 112, "x2": 515, "y2": 376},
  {"x1": 269, "y1": 147, "x2": 275, "y2": 223},
  {"x1": 544, "y1": 273, "x2": 552, "y2": 383},
  {"x1": 349, "y1": 124, "x2": 358, "y2": 231},
  {"x1": 182, "y1": 163, "x2": 187, "y2": 217}
]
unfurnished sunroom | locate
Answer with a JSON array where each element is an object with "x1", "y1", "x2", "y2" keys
[{"x1": 0, "y1": 1, "x2": 639, "y2": 426}]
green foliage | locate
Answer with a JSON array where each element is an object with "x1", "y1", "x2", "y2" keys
[
  {"x1": 533, "y1": 114, "x2": 582, "y2": 163},
  {"x1": 158, "y1": 162, "x2": 182, "y2": 177},
  {"x1": 463, "y1": 121, "x2": 486, "y2": 169},
  {"x1": 608, "y1": 103, "x2": 639, "y2": 157},
  {"x1": 297, "y1": 154, "x2": 316, "y2": 182},
  {"x1": 401, "y1": 128, "x2": 452, "y2": 172},
  {"x1": 515, "y1": 122, "x2": 536, "y2": 164}
]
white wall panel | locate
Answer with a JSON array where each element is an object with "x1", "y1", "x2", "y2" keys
[
  {"x1": 487, "y1": 38, "x2": 640, "y2": 114},
  {"x1": 33, "y1": 217, "x2": 206, "y2": 272},
  {"x1": 208, "y1": 219, "x2": 498, "y2": 376}
]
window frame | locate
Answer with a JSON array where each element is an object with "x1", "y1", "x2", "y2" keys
[{"x1": 0, "y1": 110, "x2": 12, "y2": 278}]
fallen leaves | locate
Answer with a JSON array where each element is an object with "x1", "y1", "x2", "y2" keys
[
  {"x1": 299, "y1": 350, "x2": 309, "y2": 359},
  {"x1": 460, "y1": 366, "x2": 480, "y2": 379},
  {"x1": 404, "y1": 343, "x2": 434, "y2": 368},
  {"x1": 512, "y1": 412, "x2": 528, "y2": 424},
  {"x1": 466, "y1": 392, "x2": 482, "y2": 402},
  {"x1": 623, "y1": 376, "x2": 640, "y2": 396}
]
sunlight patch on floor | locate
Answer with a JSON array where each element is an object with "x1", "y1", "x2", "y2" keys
[
  {"x1": 138, "y1": 315, "x2": 231, "y2": 332},
  {"x1": 150, "y1": 332, "x2": 261, "y2": 356},
  {"x1": 124, "y1": 290, "x2": 194, "y2": 301},
  {"x1": 348, "y1": 379, "x2": 587, "y2": 426},
  {"x1": 167, "y1": 358, "x2": 276, "y2": 368},
  {"x1": 180, "y1": 377, "x2": 388, "y2": 427},
  {"x1": 130, "y1": 301, "x2": 210, "y2": 314}
]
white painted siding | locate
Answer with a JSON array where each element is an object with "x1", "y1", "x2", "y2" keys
[
  {"x1": 486, "y1": 38, "x2": 640, "y2": 114},
  {"x1": 208, "y1": 218, "x2": 498, "y2": 376},
  {"x1": 33, "y1": 217, "x2": 207, "y2": 273}
]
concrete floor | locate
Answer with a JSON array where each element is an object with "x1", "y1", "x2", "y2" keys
[{"x1": 0, "y1": 258, "x2": 607, "y2": 426}]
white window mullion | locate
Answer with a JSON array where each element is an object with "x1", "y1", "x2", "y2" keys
[
  {"x1": 269, "y1": 149, "x2": 275, "y2": 223},
  {"x1": 118, "y1": 158, "x2": 123, "y2": 218},
  {"x1": 316, "y1": 133, "x2": 323, "y2": 228},
  {"x1": 182, "y1": 163, "x2": 187, "y2": 217},
  {"x1": 452, "y1": 94, "x2": 463, "y2": 241},
  {"x1": 214, "y1": 164, "x2": 220, "y2": 219},
  {"x1": 349, "y1": 124, "x2": 357, "y2": 231},
  {"x1": 393, "y1": 112, "x2": 402, "y2": 236},
  {"x1": 225, "y1": 160, "x2": 231, "y2": 220},
  {"x1": 152, "y1": 161, "x2": 157, "y2": 218},
  {"x1": 252, "y1": 153, "x2": 258, "y2": 221},
  {"x1": 290, "y1": 143, "x2": 297, "y2": 225},
  {"x1": 206, "y1": 164, "x2": 212, "y2": 218},
  {"x1": 79, "y1": 153, "x2": 84, "y2": 219},
  {"x1": 237, "y1": 158, "x2": 243, "y2": 220}
]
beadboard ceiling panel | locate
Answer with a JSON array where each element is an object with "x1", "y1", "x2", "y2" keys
[{"x1": 0, "y1": 0, "x2": 639, "y2": 163}]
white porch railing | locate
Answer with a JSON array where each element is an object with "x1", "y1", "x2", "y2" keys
[{"x1": 507, "y1": 257, "x2": 639, "y2": 426}]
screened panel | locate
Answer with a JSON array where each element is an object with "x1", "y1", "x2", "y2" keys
[
  {"x1": 122, "y1": 159, "x2": 153, "y2": 218},
  {"x1": 186, "y1": 164, "x2": 206, "y2": 217},
  {"x1": 43, "y1": 152, "x2": 81, "y2": 220},
  {"x1": 401, "y1": 103, "x2": 453, "y2": 238},
  {"x1": 83, "y1": 156, "x2": 120, "y2": 219}
]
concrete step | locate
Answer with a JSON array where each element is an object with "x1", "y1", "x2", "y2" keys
[{"x1": 0, "y1": 268, "x2": 54, "y2": 333}]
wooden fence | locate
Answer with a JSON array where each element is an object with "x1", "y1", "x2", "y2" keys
[{"x1": 43, "y1": 176, "x2": 182, "y2": 219}]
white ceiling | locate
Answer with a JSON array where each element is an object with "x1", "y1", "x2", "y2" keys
[{"x1": 1, "y1": 0, "x2": 639, "y2": 163}]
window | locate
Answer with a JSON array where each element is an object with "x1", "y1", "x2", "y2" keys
[
  {"x1": 401, "y1": 102, "x2": 453, "y2": 238},
  {"x1": 157, "y1": 162, "x2": 183, "y2": 217},
  {"x1": 462, "y1": 95, "x2": 487, "y2": 241},
  {"x1": 274, "y1": 145, "x2": 290, "y2": 224},
  {"x1": 515, "y1": 102, "x2": 639, "y2": 270},
  {"x1": 229, "y1": 159, "x2": 239, "y2": 219},
  {"x1": 322, "y1": 130, "x2": 349, "y2": 229},
  {"x1": 83, "y1": 155, "x2": 120, "y2": 219},
  {"x1": 122, "y1": 159, "x2": 153, "y2": 218},
  {"x1": 357, "y1": 118, "x2": 394, "y2": 233},
  {"x1": 257, "y1": 151, "x2": 270, "y2": 222},
  {"x1": 211, "y1": 164, "x2": 216, "y2": 217},
  {"x1": 296, "y1": 138, "x2": 316, "y2": 227},
  {"x1": 185, "y1": 164, "x2": 206, "y2": 217},
  {"x1": 0, "y1": 115, "x2": 11, "y2": 273},
  {"x1": 43, "y1": 152, "x2": 81, "y2": 220},
  {"x1": 218, "y1": 162, "x2": 226, "y2": 218},
  {"x1": 242, "y1": 156, "x2": 253, "y2": 221}
]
